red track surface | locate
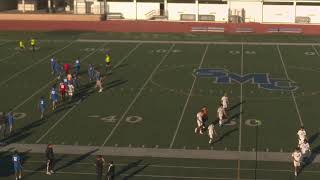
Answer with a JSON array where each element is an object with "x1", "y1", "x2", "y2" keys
[{"x1": 0, "y1": 20, "x2": 320, "y2": 35}]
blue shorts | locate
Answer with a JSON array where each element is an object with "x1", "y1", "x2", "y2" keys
[{"x1": 14, "y1": 165, "x2": 22, "y2": 172}]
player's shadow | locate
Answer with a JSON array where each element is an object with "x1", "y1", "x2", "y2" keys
[
  {"x1": 55, "y1": 149, "x2": 98, "y2": 172},
  {"x1": 122, "y1": 163, "x2": 149, "y2": 180},
  {"x1": 228, "y1": 101, "x2": 246, "y2": 112},
  {"x1": 1, "y1": 118, "x2": 46, "y2": 144},
  {"x1": 308, "y1": 132, "x2": 319, "y2": 145},
  {"x1": 115, "y1": 159, "x2": 143, "y2": 177},
  {"x1": 214, "y1": 128, "x2": 239, "y2": 144},
  {"x1": 0, "y1": 149, "x2": 31, "y2": 177},
  {"x1": 106, "y1": 79, "x2": 128, "y2": 90}
]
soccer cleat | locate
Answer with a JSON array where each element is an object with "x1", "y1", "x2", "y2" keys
[
  {"x1": 194, "y1": 128, "x2": 197, "y2": 134},
  {"x1": 99, "y1": 89, "x2": 103, "y2": 93},
  {"x1": 46, "y1": 172, "x2": 51, "y2": 175},
  {"x1": 209, "y1": 139, "x2": 212, "y2": 144},
  {"x1": 19, "y1": 175, "x2": 21, "y2": 179},
  {"x1": 295, "y1": 171, "x2": 297, "y2": 176},
  {"x1": 50, "y1": 170, "x2": 55, "y2": 174}
]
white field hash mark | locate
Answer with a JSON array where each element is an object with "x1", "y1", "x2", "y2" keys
[
  {"x1": 169, "y1": 44, "x2": 209, "y2": 148},
  {"x1": 0, "y1": 41, "x2": 76, "y2": 87},
  {"x1": 35, "y1": 43, "x2": 107, "y2": 143},
  {"x1": 101, "y1": 44, "x2": 175, "y2": 147},
  {"x1": 276, "y1": 45, "x2": 304, "y2": 126}
]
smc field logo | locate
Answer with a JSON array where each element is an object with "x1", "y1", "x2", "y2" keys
[{"x1": 195, "y1": 68, "x2": 298, "y2": 91}]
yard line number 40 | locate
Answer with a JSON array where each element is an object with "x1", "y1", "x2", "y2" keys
[{"x1": 89, "y1": 115, "x2": 143, "y2": 124}]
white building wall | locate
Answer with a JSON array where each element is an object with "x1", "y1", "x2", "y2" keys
[
  {"x1": 229, "y1": 1, "x2": 262, "y2": 22},
  {"x1": 263, "y1": 5, "x2": 295, "y2": 23},
  {"x1": 198, "y1": 4, "x2": 228, "y2": 22},
  {"x1": 167, "y1": 3, "x2": 197, "y2": 21},
  {"x1": 107, "y1": 2, "x2": 136, "y2": 19},
  {"x1": 296, "y1": 5, "x2": 320, "y2": 24},
  {"x1": 137, "y1": 2, "x2": 160, "y2": 20}
]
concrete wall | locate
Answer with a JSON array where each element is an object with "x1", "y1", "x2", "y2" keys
[
  {"x1": 167, "y1": 3, "x2": 197, "y2": 21},
  {"x1": 296, "y1": 5, "x2": 320, "y2": 24},
  {"x1": 107, "y1": 2, "x2": 135, "y2": 19},
  {"x1": 0, "y1": 0, "x2": 18, "y2": 11},
  {"x1": 198, "y1": 3, "x2": 228, "y2": 22},
  {"x1": 229, "y1": 1, "x2": 262, "y2": 22},
  {"x1": 137, "y1": 2, "x2": 160, "y2": 20},
  {"x1": 263, "y1": 5, "x2": 295, "y2": 23}
]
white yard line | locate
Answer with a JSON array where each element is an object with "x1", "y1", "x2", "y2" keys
[
  {"x1": 169, "y1": 44, "x2": 209, "y2": 148},
  {"x1": 113, "y1": 43, "x2": 141, "y2": 69},
  {"x1": 239, "y1": 43, "x2": 244, "y2": 152},
  {"x1": 276, "y1": 45, "x2": 304, "y2": 126},
  {"x1": 0, "y1": 40, "x2": 9, "y2": 46},
  {"x1": 0, "y1": 51, "x2": 19, "y2": 63},
  {"x1": 101, "y1": 44, "x2": 175, "y2": 147},
  {"x1": 0, "y1": 41, "x2": 75, "y2": 87},
  {"x1": 312, "y1": 45, "x2": 320, "y2": 56},
  {"x1": 35, "y1": 101, "x2": 79, "y2": 143}
]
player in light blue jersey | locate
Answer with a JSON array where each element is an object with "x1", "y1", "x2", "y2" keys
[
  {"x1": 88, "y1": 64, "x2": 94, "y2": 82},
  {"x1": 50, "y1": 87, "x2": 58, "y2": 110},
  {"x1": 7, "y1": 110, "x2": 14, "y2": 135},
  {"x1": 12, "y1": 150, "x2": 23, "y2": 180},
  {"x1": 39, "y1": 97, "x2": 46, "y2": 119}
]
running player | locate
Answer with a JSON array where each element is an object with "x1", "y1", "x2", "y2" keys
[
  {"x1": 201, "y1": 106, "x2": 208, "y2": 127},
  {"x1": 38, "y1": 97, "x2": 46, "y2": 119},
  {"x1": 95, "y1": 70, "x2": 103, "y2": 93},
  {"x1": 50, "y1": 87, "x2": 58, "y2": 110},
  {"x1": 74, "y1": 58, "x2": 80, "y2": 75},
  {"x1": 54, "y1": 63, "x2": 63, "y2": 79},
  {"x1": 297, "y1": 126, "x2": 307, "y2": 146},
  {"x1": 64, "y1": 63, "x2": 70, "y2": 75},
  {"x1": 67, "y1": 73, "x2": 72, "y2": 84},
  {"x1": 105, "y1": 50, "x2": 111, "y2": 72},
  {"x1": 59, "y1": 81, "x2": 66, "y2": 101},
  {"x1": 67, "y1": 83, "x2": 75, "y2": 101},
  {"x1": 292, "y1": 147, "x2": 302, "y2": 176},
  {"x1": 208, "y1": 123, "x2": 217, "y2": 144},
  {"x1": 12, "y1": 150, "x2": 23, "y2": 180},
  {"x1": 50, "y1": 56, "x2": 57, "y2": 75},
  {"x1": 19, "y1": 40, "x2": 25, "y2": 50},
  {"x1": 88, "y1": 64, "x2": 95, "y2": 82},
  {"x1": 30, "y1": 37, "x2": 36, "y2": 52},
  {"x1": 195, "y1": 109, "x2": 204, "y2": 135},
  {"x1": 221, "y1": 93, "x2": 229, "y2": 110},
  {"x1": 217, "y1": 104, "x2": 227, "y2": 127}
]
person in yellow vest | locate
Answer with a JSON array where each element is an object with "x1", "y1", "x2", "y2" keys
[
  {"x1": 105, "y1": 50, "x2": 111, "y2": 72},
  {"x1": 19, "y1": 40, "x2": 25, "y2": 50},
  {"x1": 30, "y1": 38, "x2": 36, "y2": 52}
]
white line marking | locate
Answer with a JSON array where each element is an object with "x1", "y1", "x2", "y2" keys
[
  {"x1": 0, "y1": 51, "x2": 19, "y2": 63},
  {"x1": 0, "y1": 41, "x2": 75, "y2": 87},
  {"x1": 35, "y1": 102, "x2": 79, "y2": 143},
  {"x1": 11, "y1": 44, "x2": 104, "y2": 112},
  {"x1": 169, "y1": 44, "x2": 209, "y2": 148},
  {"x1": 312, "y1": 45, "x2": 320, "y2": 56},
  {"x1": 101, "y1": 44, "x2": 175, "y2": 146},
  {"x1": 113, "y1": 43, "x2": 141, "y2": 69},
  {"x1": 0, "y1": 40, "x2": 9, "y2": 46},
  {"x1": 276, "y1": 45, "x2": 304, "y2": 126},
  {"x1": 239, "y1": 43, "x2": 244, "y2": 152}
]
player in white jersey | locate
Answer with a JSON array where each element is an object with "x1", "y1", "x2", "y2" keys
[
  {"x1": 299, "y1": 139, "x2": 311, "y2": 159},
  {"x1": 195, "y1": 110, "x2": 204, "y2": 134},
  {"x1": 67, "y1": 83, "x2": 75, "y2": 101},
  {"x1": 217, "y1": 104, "x2": 227, "y2": 127},
  {"x1": 297, "y1": 127, "x2": 307, "y2": 146},
  {"x1": 208, "y1": 123, "x2": 217, "y2": 144},
  {"x1": 221, "y1": 93, "x2": 229, "y2": 110},
  {"x1": 292, "y1": 147, "x2": 302, "y2": 176}
]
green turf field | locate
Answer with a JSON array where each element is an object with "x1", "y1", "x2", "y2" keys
[{"x1": 1, "y1": 32, "x2": 320, "y2": 179}]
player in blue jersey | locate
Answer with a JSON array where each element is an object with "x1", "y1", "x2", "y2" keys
[
  {"x1": 7, "y1": 110, "x2": 14, "y2": 135},
  {"x1": 50, "y1": 56, "x2": 57, "y2": 75},
  {"x1": 54, "y1": 63, "x2": 63, "y2": 79},
  {"x1": 12, "y1": 150, "x2": 23, "y2": 180},
  {"x1": 88, "y1": 64, "x2": 94, "y2": 82},
  {"x1": 50, "y1": 87, "x2": 58, "y2": 110},
  {"x1": 74, "y1": 58, "x2": 80, "y2": 75},
  {"x1": 39, "y1": 97, "x2": 46, "y2": 119}
]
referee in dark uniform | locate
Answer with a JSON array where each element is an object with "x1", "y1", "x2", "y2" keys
[
  {"x1": 106, "y1": 161, "x2": 115, "y2": 180},
  {"x1": 45, "y1": 144, "x2": 55, "y2": 175},
  {"x1": 95, "y1": 155, "x2": 105, "y2": 180}
]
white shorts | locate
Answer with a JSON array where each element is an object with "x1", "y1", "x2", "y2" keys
[
  {"x1": 293, "y1": 160, "x2": 301, "y2": 167},
  {"x1": 197, "y1": 119, "x2": 203, "y2": 127}
]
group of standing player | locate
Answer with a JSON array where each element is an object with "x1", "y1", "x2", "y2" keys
[
  {"x1": 292, "y1": 126, "x2": 311, "y2": 176},
  {"x1": 195, "y1": 93, "x2": 229, "y2": 144}
]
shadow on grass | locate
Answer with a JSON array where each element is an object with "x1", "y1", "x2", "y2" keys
[
  {"x1": 115, "y1": 159, "x2": 143, "y2": 177},
  {"x1": 122, "y1": 164, "x2": 149, "y2": 180}
]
